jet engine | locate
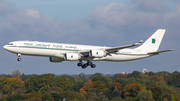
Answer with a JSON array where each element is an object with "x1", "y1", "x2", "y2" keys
[
  {"x1": 89, "y1": 50, "x2": 106, "y2": 58},
  {"x1": 64, "y1": 53, "x2": 81, "y2": 61},
  {"x1": 49, "y1": 57, "x2": 64, "y2": 62}
]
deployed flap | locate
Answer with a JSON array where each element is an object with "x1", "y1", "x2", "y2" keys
[
  {"x1": 148, "y1": 50, "x2": 174, "y2": 55},
  {"x1": 105, "y1": 40, "x2": 143, "y2": 53}
]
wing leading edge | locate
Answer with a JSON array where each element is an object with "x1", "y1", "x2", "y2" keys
[{"x1": 104, "y1": 40, "x2": 143, "y2": 53}]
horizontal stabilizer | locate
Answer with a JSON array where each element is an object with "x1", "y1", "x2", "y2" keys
[{"x1": 148, "y1": 50, "x2": 174, "y2": 55}]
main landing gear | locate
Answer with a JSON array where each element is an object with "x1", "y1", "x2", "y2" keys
[
  {"x1": 17, "y1": 54, "x2": 21, "y2": 61},
  {"x1": 77, "y1": 60, "x2": 96, "y2": 69}
]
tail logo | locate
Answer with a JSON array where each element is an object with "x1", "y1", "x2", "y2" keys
[{"x1": 152, "y1": 38, "x2": 156, "y2": 44}]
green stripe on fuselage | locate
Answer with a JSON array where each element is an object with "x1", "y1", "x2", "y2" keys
[{"x1": 8, "y1": 46, "x2": 148, "y2": 56}]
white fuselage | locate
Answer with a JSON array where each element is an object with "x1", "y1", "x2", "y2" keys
[{"x1": 3, "y1": 41, "x2": 151, "y2": 62}]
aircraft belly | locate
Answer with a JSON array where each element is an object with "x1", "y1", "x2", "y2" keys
[
  {"x1": 6, "y1": 46, "x2": 61, "y2": 57},
  {"x1": 22, "y1": 49, "x2": 57, "y2": 57}
]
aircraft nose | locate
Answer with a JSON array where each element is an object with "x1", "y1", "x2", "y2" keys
[{"x1": 3, "y1": 45, "x2": 8, "y2": 50}]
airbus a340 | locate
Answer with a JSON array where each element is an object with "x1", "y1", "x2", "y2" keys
[{"x1": 3, "y1": 29, "x2": 173, "y2": 69}]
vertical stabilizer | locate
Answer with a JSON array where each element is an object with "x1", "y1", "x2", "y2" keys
[{"x1": 136, "y1": 29, "x2": 166, "y2": 52}]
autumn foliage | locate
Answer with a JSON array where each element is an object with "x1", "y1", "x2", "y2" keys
[
  {"x1": 3, "y1": 78, "x2": 22, "y2": 95},
  {"x1": 1, "y1": 70, "x2": 180, "y2": 101},
  {"x1": 122, "y1": 83, "x2": 145, "y2": 97},
  {"x1": 110, "y1": 81, "x2": 122, "y2": 92},
  {"x1": 80, "y1": 80, "x2": 93, "y2": 94}
]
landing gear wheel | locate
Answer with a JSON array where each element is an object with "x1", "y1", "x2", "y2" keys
[
  {"x1": 91, "y1": 64, "x2": 96, "y2": 68},
  {"x1": 82, "y1": 65, "x2": 86, "y2": 69},
  {"x1": 17, "y1": 58, "x2": 21, "y2": 61},
  {"x1": 87, "y1": 62, "x2": 92, "y2": 66},
  {"x1": 83, "y1": 63, "x2": 88, "y2": 67},
  {"x1": 77, "y1": 63, "x2": 82, "y2": 66},
  {"x1": 82, "y1": 64, "x2": 88, "y2": 69}
]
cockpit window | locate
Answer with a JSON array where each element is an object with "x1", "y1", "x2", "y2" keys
[{"x1": 9, "y1": 43, "x2": 13, "y2": 45}]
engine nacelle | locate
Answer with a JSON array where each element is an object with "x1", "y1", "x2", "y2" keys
[
  {"x1": 89, "y1": 50, "x2": 106, "y2": 58},
  {"x1": 49, "y1": 57, "x2": 63, "y2": 63},
  {"x1": 64, "y1": 53, "x2": 81, "y2": 61}
]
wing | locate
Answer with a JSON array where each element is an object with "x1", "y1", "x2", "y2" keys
[
  {"x1": 79, "y1": 40, "x2": 143, "y2": 57},
  {"x1": 105, "y1": 40, "x2": 143, "y2": 53},
  {"x1": 148, "y1": 50, "x2": 174, "y2": 55}
]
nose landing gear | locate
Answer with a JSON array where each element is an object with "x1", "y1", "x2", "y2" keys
[{"x1": 17, "y1": 54, "x2": 21, "y2": 61}]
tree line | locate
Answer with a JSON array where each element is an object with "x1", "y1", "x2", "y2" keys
[{"x1": 0, "y1": 70, "x2": 180, "y2": 101}]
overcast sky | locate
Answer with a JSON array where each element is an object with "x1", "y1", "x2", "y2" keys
[{"x1": 0, "y1": 0, "x2": 180, "y2": 75}]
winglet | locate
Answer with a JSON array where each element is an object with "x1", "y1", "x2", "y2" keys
[{"x1": 134, "y1": 40, "x2": 143, "y2": 45}]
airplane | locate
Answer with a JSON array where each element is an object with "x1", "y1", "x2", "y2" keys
[{"x1": 3, "y1": 29, "x2": 173, "y2": 69}]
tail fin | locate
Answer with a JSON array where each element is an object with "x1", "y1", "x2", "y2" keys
[{"x1": 136, "y1": 29, "x2": 166, "y2": 52}]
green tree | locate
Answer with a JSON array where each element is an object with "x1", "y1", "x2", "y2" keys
[
  {"x1": 157, "y1": 71, "x2": 169, "y2": 79},
  {"x1": 0, "y1": 77, "x2": 8, "y2": 93},
  {"x1": 73, "y1": 76, "x2": 89, "y2": 92},
  {"x1": 127, "y1": 77, "x2": 146, "y2": 87},
  {"x1": 115, "y1": 73, "x2": 128, "y2": 79},
  {"x1": 27, "y1": 92, "x2": 42, "y2": 99},
  {"x1": 46, "y1": 86, "x2": 62, "y2": 93},
  {"x1": 27, "y1": 97, "x2": 41, "y2": 101},
  {"x1": 115, "y1": 78, "x2": 128, "y2": 88},
  {"x1": 171, "y1": 94, "x2": 175, "y2": 101},
  {"x1": 128, "y1": 71, "x2": 142, "y2": 79},
  {"x1": 6, "y1": 94, "x2": 27, "y2": 101},
  {"x1": 3, "y1": 78, "x2": 22, "y2": 95},
  {"x1": 85, "y1": 92, "x2": 99, "y2": 101},
  {"x1": 93, "y1": 81, "x2": 106, "y2": 93},
  {"x1": 74, "y1": 82, "x2": 84, "y2": 92},
  {"x1": 147, "y1": 84, "x2": 163, "y2": 100},
  {"x1": 161, "y1": 93, "x2": 171, "y2": 101},
  {"x1": 50, "y1": 91, "x2": 61, "y2": 101},
  {"x1": 24, "y1": 74, "x2": 55, "y2": 93},
  {"x1": 145, "y1": 71, "x2": 155, "y2": 76},
  {"x1": 79, "y1": 73, "x2": 85, "y2": 78},
  {"x1": 41, "y1": 93, "x2": 54, "y2": 101},
  {"x1": 21, "y1": 73, "x2": 33, "y2": 81},
  {"x1": 122, "y1": 83, "x2": 145, "y2": 98},
  {"x1": 53, "y1": 76, "x2": 73, "y2": 91},
  {"x1": 103, "y1": 88, "x2": 114, "y2": 100},
  {"x1": 140, "y1": 74, "x2": 150, "y2": 81},
  {"x1": 136, "y1": 90, "x2": 153, "y2": 101},
  {"x1": 59, "y1": 91, "x2": 85, "y2": 101},
  {"x1": 150, "y1": 75, "x2": 164, "y2": 82},
  {"x1": 167, "y1": 71, "x2": 180, "y2": 87},
  {"x1": 61, "y1": 75, "x2": 75, "y2": 83},
  {"x1": 110, "y1": 81, "x2": 122, "y2": 91},
  {"x1": 110, "y1": 97, "x2": 123, "y2": 101},
  {"x1": 74, "y1": 81, "x2": 84, "y2": 92},
  {"x1": 89, "y1": 73, "x2": 102, "y2": 79},
  {"x1": 91, "y1": 75, "x2": 110, "y2": 87},
  {"x1": 163, "y1": 87, "x2": 178, "y2": 94}
]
